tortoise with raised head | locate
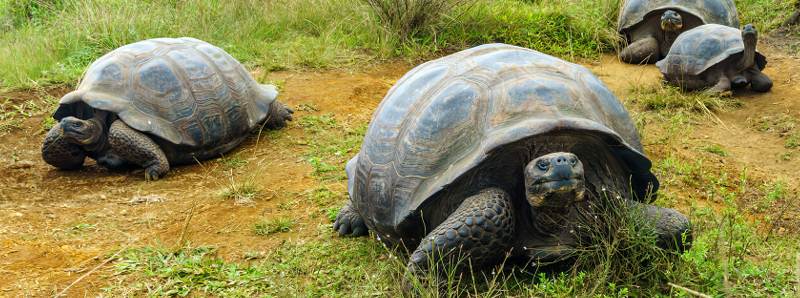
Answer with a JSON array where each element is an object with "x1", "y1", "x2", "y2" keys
[
  {"x1": 333, "y1": 44, "x2": 691, "y2": 276},
  {"x1": 657, "y1": 24, "x2": 772, "y2": 94},
  {"x1": 41, "y1": 37, "x2": 293, "y2": 180},
  {"x1": 617, "y1": 0, "x2": 739, "y2": 64}
]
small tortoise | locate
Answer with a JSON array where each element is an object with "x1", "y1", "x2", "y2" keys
[
  {"x1": 618, "y1": 0, "x2": 739, "y2": 64},
  {"x1": 334, "y1": 44, "x2": 691, "y2": 276},
  {"x1": 657, "y1": 24, "x2": 772, "y2": 94},
  {"x1": 41, "y1": 37, "x2": 293, "y2": 180}
]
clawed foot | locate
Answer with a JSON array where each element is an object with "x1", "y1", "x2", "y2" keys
[
  {"x1": 265, "y1": 101, "x2": 294, "y2": 129},
  {"x1": 144, "y1": 164, "x2": 168, "y2": 181},
  {"x1": 333, "y1": 202, "x2": 368, "y2": 237}
]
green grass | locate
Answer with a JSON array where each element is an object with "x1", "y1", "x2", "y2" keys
[
  {"x1": 627, "y1": 84, "x2": 741, "y2": 113},
  {"x1": 1, "y1": 0, "x2": 792, "y2": 90},
  {"x1": 217, "y1": 177, "x2": 261, "y2": 204},
  {"x1": 253, "y1": 218, "x2": 296, "y2": 235}
]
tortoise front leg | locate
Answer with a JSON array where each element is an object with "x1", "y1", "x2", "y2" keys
[
  {"x1": 408, "y1": 188, "x2": 515, "y2": 277},
  {"x1": 745, "y1": 68, "x2": 773, "y2": 92},
  {"x1": 620, "y1": 36, "x2": 660, "y2": 64},
  {"x1": 41, "y1": 123, "x2": 86, "y2": 170},
  {"x1": 628, "y1": 200, "x2": 692, "y2": 252},
  {"x1": 108, "y1": 120, "x2": 169, "y2": 180}
]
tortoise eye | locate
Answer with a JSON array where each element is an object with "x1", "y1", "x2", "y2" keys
[
  {"x1": 569, "y1": 157, "x2": 577, "y2": 165},
  {"x1": 536, "y1": 160, "x2": 549, "y2": 171}
]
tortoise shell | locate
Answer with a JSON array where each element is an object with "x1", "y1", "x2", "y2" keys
[
  {"x1": 656, "y1": 24, "x2": 767, "y2": 77},
  {"x1": 54, "y1": 37, "x2": 277, "y2": 155},
  {"x1": 346, "y1": 44, "x2": 658, "y2": 242},
  {"x1": 617, "y1": 0, "x2": 739, "y2": 33}
]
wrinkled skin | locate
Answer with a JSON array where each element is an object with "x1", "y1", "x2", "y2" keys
[
  {"x1": 335, "y1": 152, "x2": 692, "y2": 278},
  {"x1": 42, "y1": 105, "x2": 293, "y2": 180}
]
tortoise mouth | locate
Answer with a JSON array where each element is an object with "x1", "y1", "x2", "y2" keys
[{"x1": 534, "y1": 177, "x2": 583, "y2": 189}]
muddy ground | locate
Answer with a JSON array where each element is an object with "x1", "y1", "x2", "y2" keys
[{"x1": 0, "y1": 43, "x2": 798, "y2": 296}]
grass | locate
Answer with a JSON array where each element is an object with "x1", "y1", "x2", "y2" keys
[
  {"x1": 3, "y1": 0, "x2": 799, "y2": 296},
  {"x1": 627, "y1": 84, "x2": 741, "y2": 113},
  {"x1": 217, "y1": 176, "x2": 261, "y2": 205},
  {"x1": 1, "y1": 0, "x2": 792, "y2": 90},
  {"x1": 253, "y1": 218, "x2": 296, "y2": 235}
]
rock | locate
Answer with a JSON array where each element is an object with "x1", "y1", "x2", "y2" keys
[{"x1": 128, "y1": 194, "x2": 166, "y2": 205}]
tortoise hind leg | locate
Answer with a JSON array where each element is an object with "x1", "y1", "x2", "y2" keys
[
  {"x1": 108, "y1": 120, "x2": 170, "y2": 180},
  {"x1": 264, "y1": 100, "x2": 294, "y2": 129},
  {"x1": 408, "y1": 188, "x2": 515, "y2": 277},
  {"x1": 620, "y1": 36, "x2": 659, "y2": 64},
  {"x1": 333, "y1": 200, "x2": 368, "y2": 237}
]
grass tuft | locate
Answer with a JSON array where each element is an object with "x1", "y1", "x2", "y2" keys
[
  {"x1": 218, "y1": 177, "x2": 261, "y2": 205},
  {"x1": 253, "y1": 218, "x2": 296, "y2": 236}
]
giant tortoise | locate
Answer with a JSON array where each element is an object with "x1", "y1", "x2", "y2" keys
[
  {"x1": 333, "y1": 44, "x2": 691, "y2": 276},
  {"x1": 618, "y1": 0, "x2": 739, "y2": 64},
  {"x1": 42, "y1": 37, "x2": 293, "y2": 180},
  {"x1": 657, "y1": 24, "x2": 772, "y2": 94}
]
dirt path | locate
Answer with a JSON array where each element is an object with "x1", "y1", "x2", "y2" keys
[{"x1": 0, "y1": 45, "x2": 797, "y2": 296}]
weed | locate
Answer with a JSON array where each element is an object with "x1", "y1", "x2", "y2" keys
[
  {"x1": 628, "y1": 84, "x2": 740, "y2": 113},
  {"x1": 702, "y1": 144, "x2": 729, "y2": 157},
  {"x1": 363, "y1": 0, "x2": 474, "y2": 41},
  {"x1": 220, "y1": 155, "x2": 248, "y2": 169},
  {"x1": 217, "y1": 177, "x2": 261, "y2": 205},
  {"x1": 254, "y1": 218, "x2": 296, "y2": 236},
  {"x1": 785, "y1": 134, "x2": 799, "y2": 149}
]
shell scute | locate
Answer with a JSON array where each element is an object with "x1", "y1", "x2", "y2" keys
[
  {"x1": 349, "y1": 44, "x2": 656, "y2": 242},
  {"x1": 53, "y1": 37, "x2": 276, "y2": 150}
]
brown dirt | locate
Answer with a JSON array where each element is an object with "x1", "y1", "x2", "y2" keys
[{"x1": 1, "y1": 45, "x2": 798, "y2": 297}]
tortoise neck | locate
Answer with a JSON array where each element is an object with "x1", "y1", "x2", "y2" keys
[{"x1": 740, "y1": 34, "x2": 757, "y2": 69}]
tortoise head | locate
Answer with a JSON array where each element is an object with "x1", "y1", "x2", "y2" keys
[
  {"x1": 524, "y1": 152, "x2": 586, "y2": 208},
  {"x1": 60, "y1": 116, "x2": 103, "y2": 145},
  {"x1": 660, "y1": 10, "x2": 683, "y2": 32}
]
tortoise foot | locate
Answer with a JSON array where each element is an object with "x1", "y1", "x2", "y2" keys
[
  {"x1": 264, "y1": 100, "x2": 294, "y2": 129},
  {"x1": 333, "y1": 201, "x2": 368, "y2": 237}
]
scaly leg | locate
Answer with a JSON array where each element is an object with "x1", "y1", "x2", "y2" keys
[
  {"x1": 746, "y1": 68, "x2": 773, "y2": 92},
  {"x1": 108, "y1": 120, "x2": 169, "y2": 180},
  {"x1": 408, "y1": 188, "x2": 515, "y2": 275},
  {"x1": 264, "y1": 100, "x2": 294, "y2": 129},
  {"x1": 628, "y1": 200, "x2": 692, "y2": 252},
  {"x1": 41, "y1": 123, "x2": 86, "y2": 170},
  {"x1": 620, "y1": 36, "x2": 660, "y2": 64},
  {"x1": 333, "y1": 200, "x2": 368, "y2": 237}
]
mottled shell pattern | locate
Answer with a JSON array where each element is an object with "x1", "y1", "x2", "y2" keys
[
  {"x1": 54, "y1": 37, "x2": 277, "y2": 149},
  {"x1": 656, "y1": 24, "x2": 767, "y2": 76},
  {"x1": 346, "y1": 43, "x2": 658, "y2": 236},
  {"x1": 617, "y1": 0, "x2": 739, "y2": 33}
]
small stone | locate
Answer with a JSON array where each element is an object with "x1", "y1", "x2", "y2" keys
[
  {"x1": 8, "y1": 160, "x2": 34, "y2": 169},
  {"x1": 128, "y1": 194, "x2": 166, "y2": 205},
  {"x1": 11, "y1": 212, "x2": 23, "y2": 217}
]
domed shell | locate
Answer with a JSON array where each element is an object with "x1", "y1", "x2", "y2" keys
[
  {"x1": 656, "y1": 24, "x2": 767, "y2": 76},
  {"x1": 54, "y1": 37, "x2": 277, "y2": 149},
  {"x1": 617, "y1": 0, "x2": 739, "y2": 33},
  {"x1": 347, "y1": 44, "x2": 658, "y2": 236}
]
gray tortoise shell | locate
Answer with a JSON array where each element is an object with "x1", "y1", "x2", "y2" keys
[
  {"x1": 346, "y1": 43, "x2": 658, "y2": 233},
  {"x1": 617, "y1": 0, "x2": 739, "y2": 33},
  {"x1": 656, "y1": 24, "x2": 767, "y2": 76},
  {"x1": 54, "y1": 37, "x2": 277, "y2": 149}
]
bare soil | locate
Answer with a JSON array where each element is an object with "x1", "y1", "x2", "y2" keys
[{"x1": 1, "y1": 45, "x2": 798, "y2": 296}]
